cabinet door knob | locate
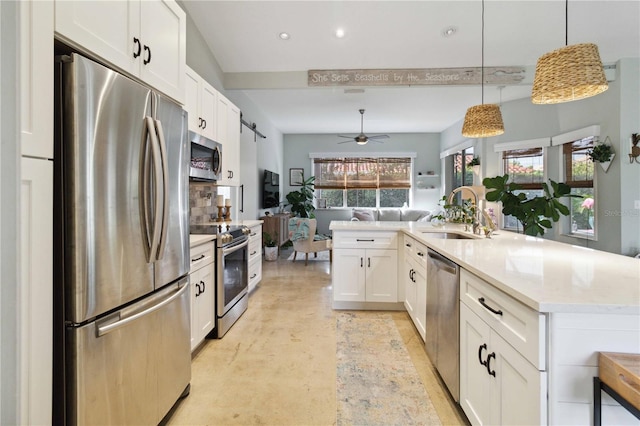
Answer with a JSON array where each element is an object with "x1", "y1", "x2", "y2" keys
[
  {"x1": 360, "y1": 257, "x2": 363, "y2": 268},
  {"x1": 201, "y1": 280, "x2": 205, "y2": 293},
  {"x1": 478, "y1": 343, "x2": 487, "y2": 367},
  {"x1": 133, "y1": 37, "x2": 141, "y2": 58},
  {"x1": 486, "y1": 352, "x2": 496, "y2": 377},
  {"x1": 202, "y1": 119, "x2": 206, "y2": 129},
  {"x1": 367, "y1": 257, "x2": 371, "y2": 268},
  {"x1": 195, "y1": 282, "x2": 201, "y2": 297},
  {"x1": 143, "y1": 45, "x2": 151, "y2": 65}
]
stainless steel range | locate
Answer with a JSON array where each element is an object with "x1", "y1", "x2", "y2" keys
[{"x1": 190, "y1": 224, "x2": 250, "y2": 337}]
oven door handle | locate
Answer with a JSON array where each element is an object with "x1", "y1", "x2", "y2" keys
[{"x1": 222, "y1": 238, "x2": 249, "y2": 255}]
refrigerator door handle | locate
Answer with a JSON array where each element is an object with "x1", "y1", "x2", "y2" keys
[
  {"x1": 154, "y1": 119, "x2": 170, "y2": 261},
  {"x1": 96, "y1": 282, "x2": 189, "y2": 337},
  {"x1": 145, "y1": 116, "x2": 163, "y2": 262}
]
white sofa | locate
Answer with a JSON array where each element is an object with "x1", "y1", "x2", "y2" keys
[{"x1": 351, "y1": 208, "x2": 432, "y2": 222}]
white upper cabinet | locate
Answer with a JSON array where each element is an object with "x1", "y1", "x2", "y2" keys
[
  {"x1": 55, "y1": 0, "x2": 185, "y2": 104},
  {"x1": 21, "y1": 0, "x2": 53, "y2": 159},
  {"x1": 216, "y1": 93, "x2": 241, "y2": 186},
  {"x1": 185, "y1": 66, "x2": 217, "y2": 140}
]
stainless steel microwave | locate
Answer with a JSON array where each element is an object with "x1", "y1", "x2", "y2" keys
[{"x1": 189, "y1": 131, "x2": 222, "y2": 181}]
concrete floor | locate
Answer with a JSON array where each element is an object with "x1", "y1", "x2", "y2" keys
[{"x1": 167, "y1": 249, "x2": 467, "y2": 425}]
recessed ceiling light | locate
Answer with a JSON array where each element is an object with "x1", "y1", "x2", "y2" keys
[
  {"x1": 335, "y1": 28, "x2": 345, "y2": 38},
  {"x1": 279, "y1": 32, "x2": 290, "y2": 40},
  {"x1": 442, "y1": 27, "x2": 457, "y2": 37}
]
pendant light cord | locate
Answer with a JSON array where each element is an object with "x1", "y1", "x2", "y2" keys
[
  {"x1": 481, "y1": 0, "x2": 485, "y2": 104},
  {"x1": 565, "y1": 0, "x2": 568, "y2": 46}
]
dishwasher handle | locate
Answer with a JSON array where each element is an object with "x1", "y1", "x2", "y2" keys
[{"x1": 427, "y1": 249, "x2": 458, "y2": 275}]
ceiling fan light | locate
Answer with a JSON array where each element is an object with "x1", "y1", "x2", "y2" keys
[
  {"x1": 462, "y1": 104, "x2": 505, "y2": 138},
  {"x1": 531, "y1": 43, "x2": 608, "y2": 104},
  {"x1": 356, "y1": 140, "x2": 368, "y2": 146}
]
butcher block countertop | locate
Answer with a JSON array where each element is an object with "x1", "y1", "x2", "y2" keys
[
  {"x1": 599, "y1": 352, "x2": 640, "y2": 411},
  {"x1": 329, "y1": 221, "x2": 640, "y2": 315}
]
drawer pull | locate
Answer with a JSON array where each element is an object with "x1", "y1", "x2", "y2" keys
[
  {"x1": 360, "y1": 257, "x2": 363, "y2": 268},
  {"x1": 357, "y1": 239, "x2": 375, "y2": 242},
  {"x1": 479, "y1": 297, "x2": 503, "y2": 316},
  {"x1": 417, "y1": 252, "x2": 424, "y2": 257},
  {"x1": 250, "y1": 251, "x2": 257, "y2": 256},
  {"x1": 251, "y1": 233, "x2": 257, "y2": 237},
  {"x1": 191, "y1": 254, "x2": 205, "y2": 262},
  {"x1": 478, "y1": 343, "x2": 487, "y2": 367},
  {"x1": 405, "y1": 243, "x2": 412, "y2": 247},
  {"x1": 486, "y1": 352, "x2": 496, "y2": 377},
  {"x1": 250, "y1": 273, "x2": 257, "y2": 279}
]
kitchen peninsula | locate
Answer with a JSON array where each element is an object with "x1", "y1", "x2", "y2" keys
[{"x1": 330, "y1": 220, "x2": 640, "y2": 425}]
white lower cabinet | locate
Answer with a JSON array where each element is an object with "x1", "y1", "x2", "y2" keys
[
  {"x1": 332, "y1": 231, "x2": 399, "y2": 308},
  {"x1": 333, "y1": 248, "x2": 397, "y2": 303},
  {"x1": 403, "y1": 236, "x2": 427, "y2": 340},
  {"x1": 189, "y1": 241, "x2": 215, "y2": 351},
  {"x1": 20, "y1": 158, "x2": 53, "y2": 425},
  {"x1": 248, "y1": 224, "x2": 262, "y2": 292},
  {"x1": 460, "y1": 271, "x2": 547, "y2": 426}
]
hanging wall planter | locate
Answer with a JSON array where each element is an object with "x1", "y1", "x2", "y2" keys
[{"x1": 587, "y1": 137, "x2": 615, "y2": 173}]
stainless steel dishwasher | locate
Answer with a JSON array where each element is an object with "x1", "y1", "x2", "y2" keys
[{"x1": 426, "y1": 249, "x2": 460, "y2": 401}]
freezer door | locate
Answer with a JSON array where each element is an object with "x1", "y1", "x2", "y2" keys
[
  {"x1": 66, "y1": 278, "x2": 191, "y2": 425},
  {"x1": 153, "y1": 92, "x2": 189, "y2": 287},
  {"x1": 63, "y1": 53, "x2": 155, "y2": 323}
]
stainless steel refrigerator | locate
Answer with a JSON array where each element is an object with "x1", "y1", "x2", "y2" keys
[{"x1": 55, "y1": 53, "x2": 191, "y2": 425}]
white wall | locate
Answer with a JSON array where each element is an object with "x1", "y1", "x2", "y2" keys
[
  {"x1": 441, "y1": 59, "x2": 640, "y2": 255},
  {"x1": 1, "y1": 1, "x2": 21, "y2": 422},
  {"x1": 283, "y1": 133, "x2": 441, "y2": 234}
]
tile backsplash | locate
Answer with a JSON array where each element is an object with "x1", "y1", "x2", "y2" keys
[{"x1": 189, "y1": 183, "x2": 218, "y2": 224}]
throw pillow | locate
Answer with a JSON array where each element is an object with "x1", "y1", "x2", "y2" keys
[{"x1": 353, "y1": 209, "x2": 375, "y2": 221}]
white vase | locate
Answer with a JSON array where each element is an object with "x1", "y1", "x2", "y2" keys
[{"x1": 264, "y1": 246, "x2": 278, "y2": 261}]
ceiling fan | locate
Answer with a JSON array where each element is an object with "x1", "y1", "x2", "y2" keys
[{"x1": 338, "y1": 109, "x2": 390, "y2": 145}]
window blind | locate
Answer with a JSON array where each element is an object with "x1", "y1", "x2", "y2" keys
[{"x1": 313, "y1": 157, "x2": 411, "y2": 190}]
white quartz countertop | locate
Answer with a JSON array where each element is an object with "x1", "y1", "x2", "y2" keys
[
  {"x1": 189, "y1": 220, "x2": 263, "y2": 248},
  {"x1": 329, "y1": 221, "x2": 640, "y2": 314}
]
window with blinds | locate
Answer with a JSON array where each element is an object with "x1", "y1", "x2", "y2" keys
[
  {"x1": 502, "y1": 147, "x2": 544, "y2": 189},
  {"x1": 563, "y1": 136, "x2": 595, "y2": 237},
  {"x1": 313, "y1": 157, "x2": 411, "y2": 208}
]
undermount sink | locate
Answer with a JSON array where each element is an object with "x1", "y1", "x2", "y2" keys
[{"x1": 422, "y1": 232, "x2": 477, "y2": 240}]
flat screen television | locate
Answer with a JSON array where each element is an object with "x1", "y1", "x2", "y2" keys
[{"x1": 262, "y1": 170, "x2": 280, "y2": 208}]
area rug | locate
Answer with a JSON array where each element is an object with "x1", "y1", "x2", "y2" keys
[
  {"x1": 336, "y1": 312, "x2": 442, "y2": 426},
  {"x1": 286, "y1": 250, "x2": 331, "y2": 262}
]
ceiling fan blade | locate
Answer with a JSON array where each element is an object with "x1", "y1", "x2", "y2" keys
[
  {"x1": 337, "y1": 140, "x2": 354, "y2": 144},
  {"x1": 369, "y1": 139, "x2": 385, "y2": 144},
  {"x1": 337, "y1": 134, "x2": 355, "y2": 138},
  {"x1": 367, "y1": 134, "x2": 390, "y2": 139}
]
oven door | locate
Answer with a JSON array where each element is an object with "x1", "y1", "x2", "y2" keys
[
  {"x1": 189, "y1": 132, "x2": 222, "y2": 181},
  {"x1": 217, "y1": 237, "x2": 249, "y2": 315}
]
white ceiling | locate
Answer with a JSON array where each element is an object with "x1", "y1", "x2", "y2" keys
[{"x1": 182, "y1": 1, "x2": 640, "y2": 135}]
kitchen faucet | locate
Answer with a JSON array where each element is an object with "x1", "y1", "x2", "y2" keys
[{"x1": 447, "y1": 186, "x2": 493, "y2": 235}]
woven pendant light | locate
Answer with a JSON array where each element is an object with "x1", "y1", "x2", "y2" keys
[
  {"x1": 461, "y1": 0, "x2": 504, "y2": 138},
  {"x1": 531, "y1": 1, "x2": 608, "y2": 104}
]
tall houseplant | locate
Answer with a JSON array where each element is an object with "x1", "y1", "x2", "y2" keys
[
  {"x1": 483, "y1": 175, "x2": 576, "y2": 237},
  {"x1": 286, "y1": 176, "x2": 316, "y2": 218}
]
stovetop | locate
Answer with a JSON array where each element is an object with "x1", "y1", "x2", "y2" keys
[{"x1": 189, "y1": 223, "x2": 245, "y2": 235}]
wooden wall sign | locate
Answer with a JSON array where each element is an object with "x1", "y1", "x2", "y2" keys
[{"x1": 308, "y1": 67, "x2": 525, "y2": 87}]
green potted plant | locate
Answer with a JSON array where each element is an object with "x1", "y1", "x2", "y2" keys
[
  {"x1": 286, "y1": 176, "x2": 316, "y2": 218},
  {"x1": 467, "y1": 157, "x2": 481, "y2": 169},
  {"x1": 587, "y1": 143, "x2": 615, "y2": 172},
  {"x1": 263, "y1": 231, "x2": 278, "y2": 261},
  {"x1": 587, "y1": 144, "x2": 613, "y2": 163},
  {"x1": 483, "y1": 174, "x2": 578, "y2": 236}
]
